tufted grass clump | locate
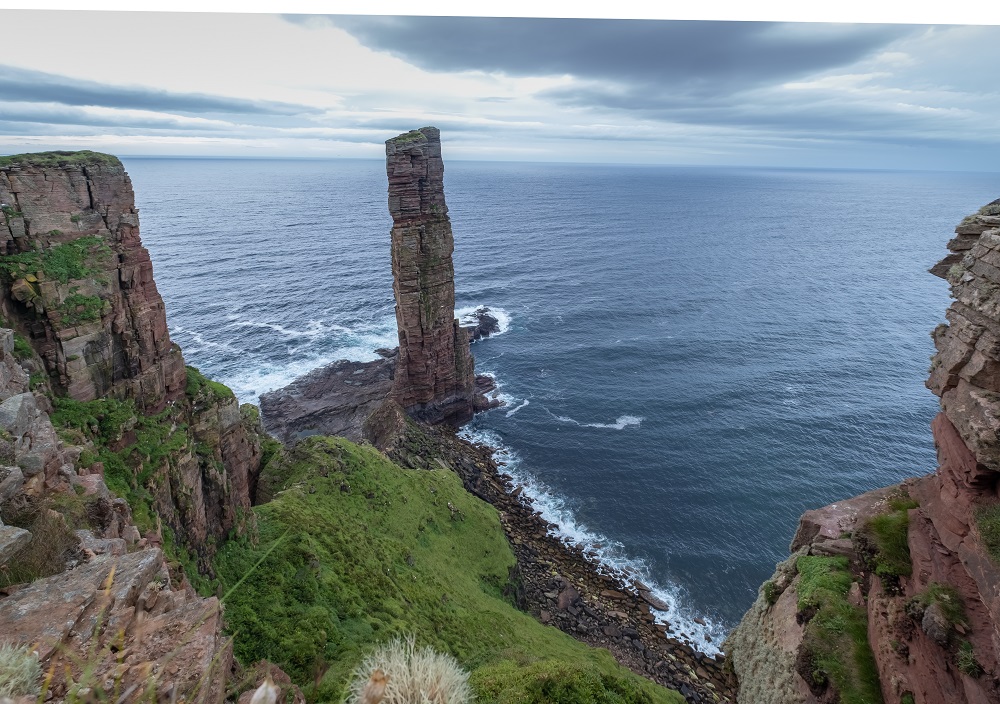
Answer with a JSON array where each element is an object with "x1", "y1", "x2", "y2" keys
[
  {"x1": 975, "y1": 503, "x2": 1000, "y2": 563},
  {"x1": 0, "y1": 643, "x2": 41, "y2": 697},
  {"x1": 860, "y1": 494, "x2": 918, "y2": 580},
  {"x1": 978, "y1": 202, "x2": 1000, "y2": 217},
  {"x1": 957, "y1": 641, "x2": 983, "y2": 678},
  {"x1": 910, "y1": 583, "x2": 966, "y2": 628},
  {"x1": 348, "y1": 636, "x2": 471, "y2": 704}
]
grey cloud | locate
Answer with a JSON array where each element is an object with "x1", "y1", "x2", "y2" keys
[
  {"x1": 0, "y1": 65, "x2": 318, "y2": 116},
  {"x1": 0, "y1": 103, "x2": 231, "y2": 131},
  {"x1": 306, "y1": 16, "x2": 915, "y2": 94}
]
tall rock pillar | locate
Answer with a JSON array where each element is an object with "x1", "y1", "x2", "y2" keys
[{"x1": 386, "y1": 127, "x2": 476, "y2": 425}]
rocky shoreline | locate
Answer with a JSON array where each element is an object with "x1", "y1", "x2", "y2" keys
[{"x1": 371, "y1": 406, "x2": 737, "y2": 704}]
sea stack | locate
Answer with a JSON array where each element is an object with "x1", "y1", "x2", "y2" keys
[{"x1": 386, "y1": 127, "x2": 476, "y2": 426}]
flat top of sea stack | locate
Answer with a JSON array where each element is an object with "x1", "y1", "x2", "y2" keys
[
  {"x1": 386, "y1": 126, "x2": 439, "y2": 145},
  {"x1": 0, "y1": 150, "x2": 123, "y2": 170}
]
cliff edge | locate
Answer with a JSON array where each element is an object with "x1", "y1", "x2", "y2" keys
[{"x1": 727, "y1": 201, "x2": 1000, "y2": 704}]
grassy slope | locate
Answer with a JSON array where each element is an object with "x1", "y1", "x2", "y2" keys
[{"x1": 214, "y1": 437, "x2": 683, "y2": 704}]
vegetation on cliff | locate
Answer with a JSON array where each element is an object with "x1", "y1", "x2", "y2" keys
[
  {"x1": 796, "y1": 555, "x2": 883, "y2": 704},
  {"x1": 0, "y1": 150, "x2": 122, "y2": 169},
  {"x1": 212, "y1": 436, "x2": 683, "y2": 703}
]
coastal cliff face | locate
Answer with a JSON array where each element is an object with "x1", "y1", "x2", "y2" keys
[
  {"x1": 386, "y1": 127, "x2": 477, "y2": 426},
  {"x1": 727, "y1": 202, "x2": 1000, "y2": 704},
  {"x1": 0, "y1": 323, "x2": 237, "y2": 703},
  {"x1": 0, "y1": 152, "x2": 184, "y2": 410},
  {"x1": 0, "y1": 151, "x2": 264, "y2": 552}
]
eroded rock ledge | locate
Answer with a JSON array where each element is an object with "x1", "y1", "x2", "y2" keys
[{"x1": 727, "y1": 202, "x2": 1000, "y2": 704}]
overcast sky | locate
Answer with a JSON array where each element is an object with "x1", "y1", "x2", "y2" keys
[{"x1": 1, "y1": 10, "x2": 999, "y2": 169}]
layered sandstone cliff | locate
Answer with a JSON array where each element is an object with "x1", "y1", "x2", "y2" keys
[
  {"x1": 0, "y1": 151, "x2": 184, "y2": 410},
  {"x1": 727, "y1": 202, "x2": 1000, "y2": 704},
  {"x1": 0, "y1": 152, "x2": 264, "y2": 552},
  {"x1": 386, "y1": 127, "x2": 477, "y2": 425}
]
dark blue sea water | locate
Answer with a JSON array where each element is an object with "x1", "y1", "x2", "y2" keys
[{"x1": 123, "y1": 157, "x2": 998, "y2": 652}]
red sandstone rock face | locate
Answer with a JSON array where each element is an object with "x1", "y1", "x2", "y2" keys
[
  {"x1": 385, "y1": 128, "x2": 476, "y2": 425},
  {"x1": 0, "y1": 154, "x2": 185, "y2": 411},
  {"x1": 0, "y1": 153, "x2": 264, "y2": 552}
]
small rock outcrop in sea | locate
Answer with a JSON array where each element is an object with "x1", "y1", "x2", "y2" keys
[
  {"x1": 727, "y1": 201, "x2": 1000, "y2": 704},
  {"x1": 386, "y1": 127, "x2": 477, "y2": 425},
  {"x1": 261, "y1": 129, "x2": 497, "y2": 443}
]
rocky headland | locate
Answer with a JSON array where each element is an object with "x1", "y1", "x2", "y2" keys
[{"x1": 727, "y1": 201, "x2": 1000, "y2": 703}]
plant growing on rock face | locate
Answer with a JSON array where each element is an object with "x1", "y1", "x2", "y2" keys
[
  {"x1": 0, "y1": 643, "x2": 41, "y2": 698},
  {"x1": 957, "y1": 640, "x2": 983, "y2": 678},
  {"x1": 347, "y1": 636, "x2": 472, "y2": 704}
]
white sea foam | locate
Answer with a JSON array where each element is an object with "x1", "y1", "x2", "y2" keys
[
  {"x1": 170, "y1": 325, "x2": 239, "y2": 355},
  {"x1": 456, "y1": 425, "x2": 725, "y2": 655},
  {"x1": 505, "y1": 399, "x2": 530, "y2": 417},
  {"x1": 553, "y1": 413, "x2": 644, "y2": 430},
  {"x1": 456, "y1": 305, "x2": 512, "y2": 337},
  {"x1": 217, "y1": 314, "x2": 398, "y2": 404}
]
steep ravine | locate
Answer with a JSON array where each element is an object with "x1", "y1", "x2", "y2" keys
[{"x1": 728, "y1": 201, "x2": 1000, "y2": 704}]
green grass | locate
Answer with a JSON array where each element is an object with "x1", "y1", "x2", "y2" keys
[
  {"x1": 471, "y1": 657, "x2": 671, "y2": 704},
  {"x1": 389, "y1": 129, "x2": 429, "y2": 144},
  {"x1": 978, "y1": 203, "x2": 1000, "y2": 217},
  {"x1": 11, "y1": 333, "x2": 33, "y2": 361},
  {"x1": 861, "y1": 495, "x2": 918, "y2": 579},
  {"x1": 975, "y1": 503, "x2": 1000, "y2": 562},
  {"x1": 186, "y1": 365, "x2": 235, "y2": 402},
  {"x1": 957, "y1": 641, "x2": 983, "y2": 677},
  {"x1": 57, "y1": 292, "x2": 105, "y2": 325},
  {"x1": 796, "y1": 555, "x2": 883, "y2": 704},
  {"x1": 213, "y1": 436, "x2": 683, "y2": 704},
  {"x1": 1, "y1": 205, "x2": 22, "y2": 218},
  {"x1": 0, "y1": 150, "x2": 121, "y2": 169},
  {"x1": 0, "y1": 236, "x2": 112, "y2": 284},
  {"x1": 911, "y1": 583, "x2": 966, "y2": 628}
]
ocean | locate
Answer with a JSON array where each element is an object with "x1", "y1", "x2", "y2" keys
[{"x1": 123, "y1": 156, "x2": 998, "y2": 653}]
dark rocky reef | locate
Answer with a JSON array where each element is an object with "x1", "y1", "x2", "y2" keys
[{"x1": 727, "y1": 202, "x2": 1000, "y2": 704}]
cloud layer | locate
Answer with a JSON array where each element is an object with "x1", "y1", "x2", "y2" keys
[{"x1": 0, "y1": 11, "x2": 997, "y2": 169}]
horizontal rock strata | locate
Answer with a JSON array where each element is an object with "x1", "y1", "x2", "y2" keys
[
  {"x1": 387, "y1": 127, "x2": 477, "y2": 426},
  {"x1": 0, "y1": 152, "x2": 264, "y2": 551}
]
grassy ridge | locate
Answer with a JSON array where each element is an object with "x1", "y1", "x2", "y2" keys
[{"x1": 214, "y1": 436, "x2": 683, "y2": 703}]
